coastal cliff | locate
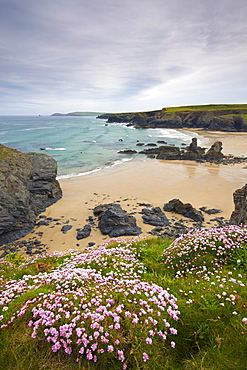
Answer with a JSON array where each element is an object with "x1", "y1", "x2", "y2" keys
[
  {"x1": 230, "y1": 183, "x2": 247, "y2": 225},
  {"x1": 0, "y1": 144, "x2": 62, "y2": 245},
  {"x1": 98, "y1": 104, "x2": 247, "y2": 132}
]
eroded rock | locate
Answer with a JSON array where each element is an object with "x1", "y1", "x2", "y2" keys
[
  {"x1": 163, "y1": 199, "x2": 204, "y2": 223},
  {"x1": 0, "y1": 144, "x2": 62, "y2": 245},
  {"x1": 93, "y1": 203, "x2": 142, "y2": 237},
  {"x1": 230, "y1": 183, "x2": 247, "y2": 225}
]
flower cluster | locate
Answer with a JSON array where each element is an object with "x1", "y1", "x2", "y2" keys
[
  {"x1": 162, "y1": 225, "x2": 247, "y2": 277},
  {"x1": 0, "y1": 238, "x2": 179, "y2": 368}
]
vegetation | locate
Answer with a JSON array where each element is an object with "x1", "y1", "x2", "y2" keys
[
  {"x1": 164, "y1": 104, "x2": 247, "y2": 112},
  {"x1": 1, "y1": 225, "x2": 247, "y2": 369}
]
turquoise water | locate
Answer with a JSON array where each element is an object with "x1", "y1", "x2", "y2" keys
[{"x1": 0, "y1": 115, "x2": 204, "y2": 177}]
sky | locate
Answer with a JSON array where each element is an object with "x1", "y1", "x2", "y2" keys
[{"x1": 0, "y1": 0, "x2": 247, "y2": 115}]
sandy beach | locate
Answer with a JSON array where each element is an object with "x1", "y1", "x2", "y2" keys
[{"x1": 21, "y1": 131, "x2": 247, "y2": 253}]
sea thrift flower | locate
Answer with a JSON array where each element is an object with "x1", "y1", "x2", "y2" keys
[{"x1": 143, "y1": 352, "x2": 149, "y2": 362}]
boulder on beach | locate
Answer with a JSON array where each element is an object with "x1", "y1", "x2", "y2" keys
[
  {"x1": 93, "y1": 203, "x2": 142, "y2": 237},
  {"x1": 141, "y1": 207, "x2": 170, "y2": 227},
  {"x1": 163, "y1": 199, "x2": 204, "y2": 223},
  {"x1": 76, "y1": 225, "x2": 91, "y2": 239}
]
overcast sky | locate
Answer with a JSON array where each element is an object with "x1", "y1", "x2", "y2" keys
[{"x1": 1, "y1": 0, "x2": 247, "y2": 115}]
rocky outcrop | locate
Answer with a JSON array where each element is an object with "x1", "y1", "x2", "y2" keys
[
  {"x1": 229, "y1": 184, "x2": 247, "y2": 225},
  {"x1": 93, "y1": 203, "x2": 142, "y2": 237},
  {"x1": 141, "y1": 207, "x2": 170, "y2": 227},
  {"x1": 76, "y1": 225, "x2": 91, "y2": 240},
  {"x1": 98, "y1": 105, "x2": 247, "y2": 132},
  {"x1": 139, "y1": 138, "x2": 227, "y2": 163},
  {"x1": 204, "y1": 141, "x2": 224, "y2": 161},
  {"x1": 163, "y1": 199, "x2": 204, "y2": 223},
  {"x1": 120, "y1": 137, "x2": 247, "y2": 165},
  {"x1": 0, "y1": 144, "x2": 62, "y2": 245}
]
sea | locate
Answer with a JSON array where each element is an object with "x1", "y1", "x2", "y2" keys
[{"x1": 0, "y1": 115, "x2": 206, "y2": 179}]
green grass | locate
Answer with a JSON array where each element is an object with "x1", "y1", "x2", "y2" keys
[
  {"x1": 0, "y1": 228, "x2": 247, "y2": 369},
  {"x1": 164, "y1": 104, "x2": 247, "y2": 112}
]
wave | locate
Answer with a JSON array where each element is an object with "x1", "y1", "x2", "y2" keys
[
  {"x1": 57, "y1": 157, "x2": 133, "y2": 180},
  {"x1": 17, "y1": 126, "x2": 54, "y2": 131},
  {"x1": 41, "y1": 147, "x2": 67, "y2": 151},
  {"x1": 147, "y1": 128, "x2": 203, "y2": 144}
]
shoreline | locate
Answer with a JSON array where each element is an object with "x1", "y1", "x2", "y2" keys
[{"x1": 18, "y1": 130, "x2": 247, "y2": 254}]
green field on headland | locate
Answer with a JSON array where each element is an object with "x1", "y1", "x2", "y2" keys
[
  {"x1": 164, "y1": 103, "x2": 247, "y2": 112},
  {"x1": 97, "y1": 103, "x2": 247, "y2": 132},
  {"x1": 1, "y1": 226, "x2": 247, "y2": 369}
]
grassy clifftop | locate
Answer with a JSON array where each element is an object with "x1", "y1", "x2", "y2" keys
[
  {"x1": 1, "y1": 225, "x2": 247, "y2": 369},
  {"x1": 98, "y1": 104, "x2": 247, "y2": 131}
]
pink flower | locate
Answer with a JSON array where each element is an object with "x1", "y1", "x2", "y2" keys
[
  {"x1": 142, "y1": 352, "x2": 149, "y2": 362},
  {"x1": 146, "y1": 337, "x2": 152, "y2": 344},
  {"x1": 170, "y1": 341, "x2": 176, "y2": 348},
  {"x1": 107, "y1": 345, "x2": 114, "y2": 352}
]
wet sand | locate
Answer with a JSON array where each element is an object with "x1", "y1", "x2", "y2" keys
[{"x1": 21, "y1": 131, "x2": 247, "y2": 253}]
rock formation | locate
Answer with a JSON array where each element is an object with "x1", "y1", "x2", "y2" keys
[
  {"x1": 163, "y1": 199, "x2": 204, "y2": 223},
  {"x1": 141, "y1": 207, "x2": 170, "y2": 227},
  {"x1": 93, "y1": 203, "x2": 142, "y2": 237},
  {"x1": 229, "y1": 184, "x2": 247, "y2": 225},
  {"x1": 204, "y1": 141, "x2": 224, "y2": 161},
  {"x1": 0, "y1": 144, "x2": 62, "y2": 245}
]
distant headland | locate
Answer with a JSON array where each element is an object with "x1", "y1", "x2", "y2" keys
[{"x1": 97, "y1": 104, "x2": 247, "y2": 132}]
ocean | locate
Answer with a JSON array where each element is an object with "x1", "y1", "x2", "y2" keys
[{"x1": 0, "y1": 115, "x2": 205, "y2": 178}]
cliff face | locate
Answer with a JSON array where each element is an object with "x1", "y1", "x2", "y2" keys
[
  {"x1": 230, "y1": 184, "x2": 247, "y2": 225},
  {"x1": 98, "y1": 105, "x2": 247, "y2": 132},
  {"x1": 0, "y1": 144, "x2": 62, "y2": 245}
]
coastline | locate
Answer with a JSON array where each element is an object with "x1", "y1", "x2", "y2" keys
[{"x1": 20, "y1": 130, "x2": 247, "y2": 253}]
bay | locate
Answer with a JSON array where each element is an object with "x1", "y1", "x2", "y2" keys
[{"x1": 0, "y1": 115, "x2": 204, "y2": 178}]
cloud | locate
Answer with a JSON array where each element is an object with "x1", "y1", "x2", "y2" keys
[{"x1": 0, "y1": 0, "x2": 247, "y2": 114}]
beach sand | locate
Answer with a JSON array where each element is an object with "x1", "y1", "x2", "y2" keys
[{"x1": 21, "y1": 131, "x2": 247, "y2": 253}]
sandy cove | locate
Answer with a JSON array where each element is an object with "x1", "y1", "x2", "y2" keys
[{"x1": 21, "y1": 131, "x2": 247, "y2": 253}]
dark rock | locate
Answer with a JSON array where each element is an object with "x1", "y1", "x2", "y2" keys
[
  {"x1": 204, "y1": 141, "x2": 224, "y2": 161},
  {"x1": 0, "y1": 144, "x2": 62, "y2": 246},
  {"x1": 200, "y1": 207, "x2": 222, "y2": 214},
  {"x1": 88, "y1": 242, "x2": 96, "y2": 247},
  {"x1": 136, "y1": 143, "x2": 145, "y2": 146},
  {"x1": 36, "y1": 220, "x2": 49, "y2": 226},
  {"x1": 118, "y1": 150, "x2": 137, "y2": 155},
  {"x1": 61, "y1": 225, "x2": 72, "y2": 233},
  {"x1": 93, "y1": 203, "x2": 123, "y2": 218},
  {"x1": 145, "y1": 143, "x2": 157, "y2": 147},
  {"x1": 137, "y1": 203, "x2": 152, "y2": 207},
  {"x1": 76, "y1": 225, "x2": 91, "y2": 240},
  {"x1": 94, "y1": 203, "x2": 142, "y2": 237},
  {"x1": 230, "y1": 183, "x2": 247, "y2": 225},
  {"x1": 141, "y1": 207, "x2": 170, "y2": 226},
  {"x1": 150, "y1": 224, "x2": 191, "y2": 238},
  {"x1": 163, "y1": 199, "x2": 204, "y2": 222}
]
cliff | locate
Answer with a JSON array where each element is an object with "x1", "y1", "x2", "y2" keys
[
  {"x1": 0, "y1": 144, "x2": 62, "y2": 245},
  {"x1": 230, "y1": 183, "x2": 247, "y2": 225},
  {"x1": 98, "y1": 104, "x2": 247, "y2": 132}
]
